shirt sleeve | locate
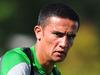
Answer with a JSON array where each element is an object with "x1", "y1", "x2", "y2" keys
[
  {"x1": 0, "y1": 48, "x2": 31, "y2": 75},
  {"x1": 7, "y1": 62, "x2": 31, "y2": 75}
]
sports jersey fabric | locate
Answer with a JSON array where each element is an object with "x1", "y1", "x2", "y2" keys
[{"x1": 0, "y1": 46, "x2": 60, "y2": 75}]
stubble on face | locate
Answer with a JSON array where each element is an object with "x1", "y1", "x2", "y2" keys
[{"x1": 39, "y1": 16, "x2": 79, "y2": 62}]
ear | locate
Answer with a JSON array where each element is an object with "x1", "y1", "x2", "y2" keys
[{"x1": 34, "y1": 25, "x2": 43, "y2": 41}]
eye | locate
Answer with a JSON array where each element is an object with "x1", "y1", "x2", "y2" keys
[
  {"x1": 67, "y1": 33, "x2": 76, "y2": 40},
  {"x1": 52, "y1": 32, "x2": 64, "y2": 37}
]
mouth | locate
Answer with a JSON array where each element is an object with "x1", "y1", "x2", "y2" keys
[{"x1": 54, "y1": 51, "x2": 66, "y2": 56}]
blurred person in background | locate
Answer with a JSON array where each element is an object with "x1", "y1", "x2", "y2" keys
[{"x1": 0, "y1": 2, "x2": 80, "y2": 75}]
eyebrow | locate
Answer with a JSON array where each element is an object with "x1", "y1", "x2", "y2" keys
[
  {"x1": 52, "y1": 31, "x2": 65, "y2": 35},
  {"x1": 52, "y1": 31, "x2": 75, "y2": 34},
  {"x1": 52, "y1": 31, "x2": 76, "y2": 37}
]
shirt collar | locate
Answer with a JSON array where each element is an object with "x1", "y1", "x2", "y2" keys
[
  {"x1": 30, "y1": 46, "x2": 46, "y2": 75},
  {"x1": 30, "y1": 46, "x2": 56, "y2": 75}
]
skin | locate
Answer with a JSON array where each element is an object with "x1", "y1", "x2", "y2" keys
[{"x1": 34, "y1": 16, "x2": 79, "y2": 74}]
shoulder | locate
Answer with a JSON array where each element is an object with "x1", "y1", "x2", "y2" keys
[
  {"x1": 2, "y1": 48, "x2": 30, "y2": 64},
  {"x1": 7, "y1": 62, "x2": 31, "y2": 75},
  {"x1": 1, "y1": 48, "x2": 31, "y2": 75}
]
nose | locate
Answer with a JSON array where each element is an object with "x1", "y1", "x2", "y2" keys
[{"x1": 59, "y1": 36, "x2": 67, "y2": 49}]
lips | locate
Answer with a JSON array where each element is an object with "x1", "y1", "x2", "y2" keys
[{"x1": 54, "y1": 50, "x2": 66, "y2": 56}]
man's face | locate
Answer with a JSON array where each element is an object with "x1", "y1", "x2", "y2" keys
[{"x1": 35, "y1": 16, "x2": 78, "y2": 62}]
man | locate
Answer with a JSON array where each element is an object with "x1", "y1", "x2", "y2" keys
[{"x1": 0, "y1": 3, "x2": 80, "y2": 75}]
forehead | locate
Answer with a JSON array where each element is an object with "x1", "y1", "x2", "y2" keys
[{"x1": 44, "y1": 16, "x2": 78, "y2": 32}]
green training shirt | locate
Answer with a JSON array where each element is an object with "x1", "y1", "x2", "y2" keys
[{"x1": 0, "y1": 46, "x2": 60, "y2": 75}]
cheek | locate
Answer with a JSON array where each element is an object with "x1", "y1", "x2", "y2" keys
[
  {"x1": 67, "y1": 39, "x2": 74, "y2": 49},
  {"x1": 43, "y1": 34, "x2": 58, "y2": 51},
  {"x1": 46, "y1": 36, "x2": 57, "y2": 47}
]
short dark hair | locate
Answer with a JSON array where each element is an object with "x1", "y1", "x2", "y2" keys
[{"x1": 38, "y1": 3, "x2": 80, "y2": 28}]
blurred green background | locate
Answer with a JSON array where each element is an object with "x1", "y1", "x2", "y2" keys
[{"x1": 0, "y1": 0, "x2": 100, "y2": 75}]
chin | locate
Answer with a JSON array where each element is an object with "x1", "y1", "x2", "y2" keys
[{"x1": 53, "y1": 58, "x2": 65, "y2": 62}]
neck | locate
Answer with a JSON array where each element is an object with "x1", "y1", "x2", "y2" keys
[{"x1": 34, "y1": 43, "x2": 54, "y2": 74}]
